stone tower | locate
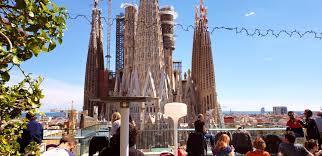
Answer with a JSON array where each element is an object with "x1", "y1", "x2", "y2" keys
[
  {"x1": 191, "y1": 0, "x2": 222, "y2": 126},
  {"x1": 83, "y1": 1, "x2": 109, "y2": 117},
  {"x1": 160, "y1": 6, "x2": 175, "y2": 86},
  {"x1": 121, "y1": 4, "x2": 138, "y2": 95},
  {"x1": 116, "y1": 1, "x2": 176, "y2": 148},
  {"x1": 134, "y1": 0, "x2": 165, "y2": 91}
]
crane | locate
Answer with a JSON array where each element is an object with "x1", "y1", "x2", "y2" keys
[{"x1": 106, "y1": 0, "x2": 112, "y2": 70}]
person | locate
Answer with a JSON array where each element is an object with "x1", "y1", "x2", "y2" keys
[
  {"x1": 194, "y1": 114, "x2": 215, "y2": 146},
  {"x1": 262, "y1": 134, "x2": 282, "y2": 155},
  {"x1": 278, "y1": 131, "x2": 313, "y2": 156},
  {"x1": 110, "y1": 112, "x2": 121, "y2": 136},
  {"x1": 41, "y1": 135, "x2": 76, "y2": 156},
  {"x1": 315, "y1": 112, "x2": 322, "y2": 147},
  {"x1": 99, "y1": 124, "x2": 144, "y2": 156},
  {"x1": 301, "y1": 109, "x2": 320, "y2": 141},
  {"x1": 212, "y1": 134, "x2": 235, "y2": 156},
  {"x1": 186, "y1": 131, "x2": 207, "y2": 156},
  {"x1": 19, "y1": 112, "x2": 43, "y2": 153},
  {"x1": 129, "y1": 115, "x2": 136, "y2": 126},
  {"x1": 176, "y1": 141, "x2": 186, "y2": 156},
  {"x1": 232, "y1": 126, "x2": 252, "y2": 154},
  {"x1": 304, "y1": 139, "x2": 321, "y2": 155},
  {"x1": 194, "y1": 114, "x2": 206, "y2": 133},
  {"x1": 245, "y1": 137, "x2": 270, "y2": 156},
  {"x1": 286, "y1": 111, "x2": 304, "y2": 137},
  {"x1": 214, "y1": 131, "x2": 232, "y2": 145}
]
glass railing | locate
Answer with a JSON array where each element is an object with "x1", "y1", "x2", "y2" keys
[
  {"x1": 43, "y1": 124, "x2": 109, "y2": 156},
  {"x1": 137, "y1": 128, "x2": 287, "y2": 152},
  {"x1": 43, "y1": 126, "x2": 294, "y2": 156}
]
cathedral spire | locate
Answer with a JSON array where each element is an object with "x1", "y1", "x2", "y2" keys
[
  {"x1": 83, "y1": 1, "x2": 105, "y2": 117},
  {"x1": 191, "y1": 1, "x2": 222, "y2": 127},
  {"x1": 94, "y1": 0, "x2": 98, "y2": 8}
]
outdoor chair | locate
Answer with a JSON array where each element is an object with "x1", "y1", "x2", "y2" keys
[{"x1": 89, "y1": 136, "x2": 109, "y2": 156}]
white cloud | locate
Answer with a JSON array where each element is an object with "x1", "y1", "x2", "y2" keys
[
  {"x1": 40, "y1": 78, "x2": 83, "y2": 111},
  {"x1": 245, "y1": 11, "x2": 255, "y2": 17},
  {"x1": 7, "y1": 71, "x2": 83, "y2": 111}
]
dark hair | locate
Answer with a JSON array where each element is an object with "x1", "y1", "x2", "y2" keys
[
  {"x1": 129, "y1": 124, "x2": 138, "y2": 147},
  {"x1": 305, "y1": 109, "x2": 313, "y2": 118},
  {"x1": 26, "y1": 112, "x2": 35, "y2": 120},
  {"x1": 237, "y1": 126, "x2": 244, "y2": 130},
  {"x1": 60, "y1": 135, "x2": 76, "y2": 145},
  {"x1": 284, "y1": 131, "x2": 296, "y2": 144},
  {"x1": 304, "y1": 139, "x2": 318, "y2": 151},
  {"x1": 113, "y1": 124, "x2": 139, "y2": 147},
  {"x1": 288, "y1": 111, "x2": 294, "y2": 115},
  {"x1": 197, "y1": 114, "x2": 204, "y2": 119}
]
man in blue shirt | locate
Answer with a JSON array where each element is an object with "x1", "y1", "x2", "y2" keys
[{"x1": 19, "y1": 112, "x2": 43, "y2": 153}]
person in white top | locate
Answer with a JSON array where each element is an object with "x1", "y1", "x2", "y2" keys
[
  {"x1": 110, "y1": 112, "x2": 121, "y2": 136},
  {"x1": 41, "y1": 135, "x2": 76, "y2": 156}
]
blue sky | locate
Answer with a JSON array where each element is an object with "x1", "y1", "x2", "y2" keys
[{"x1": 17, "y1": 0, "x2": 322, "y2": 111}]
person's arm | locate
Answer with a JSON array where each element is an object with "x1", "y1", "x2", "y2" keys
[
  {"x1": 229, "y1": 146, "x2": 235, "y2": 156},
  {"x1": 277, "y1": 152, "x2": 283, "y2": 156},
  {"x1": 229, "y1": 152, "x2": 235, "y2": 156},
  {"x1": 306, "y1": 153, "x2": 314, "y2": 156},
  {"x1": 300, "y1": 119, "x2": 307, "y2": 128},
  {"x1": 278, "y1": 143, "x2": 283, "y2": 154},
  {"x1": 301, "y1": 145, "x2": 314, "y2": 156}
]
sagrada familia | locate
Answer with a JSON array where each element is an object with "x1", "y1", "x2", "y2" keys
[{"x1": 83, "y1": 0, "x2": 224, "y2": 148}]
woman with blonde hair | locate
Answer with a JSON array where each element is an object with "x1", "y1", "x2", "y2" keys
[
  {"x1": 110, "y1": 112, "x2": 121, "y2": 136},
  {"x1": 245, "y1": 137, "x2": 270, "y2": 156},
  {"x1": 213, "y1": 134, "x2": 235, "y2": 156}
]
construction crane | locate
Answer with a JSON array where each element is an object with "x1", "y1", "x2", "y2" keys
[{"x1": 106, "y1": 0, "x2": 112, "y2": 71}]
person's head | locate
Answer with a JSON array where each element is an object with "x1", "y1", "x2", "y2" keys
[
  {"x1": 112, "y1": 112, "x2": 121, "y2": 122},
  {"x1": 237, "y1": 126, "x2": 244, "y2": 130},
  {"x1": 304, "y1": 139, "x2": 319, "y2": 152},
  {"x1": 215, "y1": 134, "x2": 230, "y2": 150},
  {"x1": 284, "y1": 131, "x2": 296, "y2": 144},
  {"x1": 26, "y1": 112, "x2": 35, "y2": 120},
  {"x1": 59, "y1": 135, "x2": 76, "y2": 151},
  {"x1": 304, "y1": 109, "x2": 313, "y2": 118},
  {"x1": 253, "y1": 137, "x2": 266, "y2": 150},
  {"x1": 288, "y1": 111, "x2": 295, "y2": 119},
  {"x1": 197, "y1": 114, "x2": 204, "y2": 121}
]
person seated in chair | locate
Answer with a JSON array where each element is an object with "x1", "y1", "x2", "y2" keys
[
  {"x1": 41, "y1": 135, "x2": 76, "y2": 156},
  {"x1": 99, "y1": 124, "x2": 144, "y2": 156}
]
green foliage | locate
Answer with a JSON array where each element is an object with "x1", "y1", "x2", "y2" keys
[{"x1": 0, "y1": 0, "x2": 67, "y2": 155}]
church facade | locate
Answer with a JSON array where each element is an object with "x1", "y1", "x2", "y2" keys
[{"x1": 83, "y1": 0, "x2": 223, "y2": 148}]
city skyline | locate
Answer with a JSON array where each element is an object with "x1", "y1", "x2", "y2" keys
[{"x1": 11, "y1": 0, "x2": 322, "y2": 112}]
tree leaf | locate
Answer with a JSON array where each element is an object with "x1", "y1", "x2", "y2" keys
[
  {"x1": 1, "y1": 71, "x2": 10, "y2": 82},
  {"x1": 12, "y1": 56, "x2": 22, "y2": 64},
  {"x1": 47, "y1": 41, "x2": 56, "y2": 52},
  {"x1": 58, "y1": 37, "x2": 62, "y2": 44},
  {"x1": 28, "y1": 11, "x2": 34, "y2": 18}
]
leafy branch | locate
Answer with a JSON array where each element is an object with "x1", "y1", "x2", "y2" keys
[{"x1": 0, "y1": 0, "x2": 67, "y2": 155}]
